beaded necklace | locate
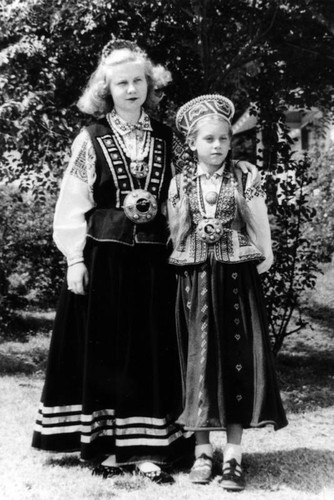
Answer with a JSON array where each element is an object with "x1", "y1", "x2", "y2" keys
[{"x1": 106, "y1": 114, "x2": 152, "y2": 179}]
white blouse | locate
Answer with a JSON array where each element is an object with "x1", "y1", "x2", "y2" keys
[
  {"x1": 194, "y1": 163, "x2": 225, "y2": 218},
  {"x1": 53, "y1": 129, "x2": 96, "y2": 266}
]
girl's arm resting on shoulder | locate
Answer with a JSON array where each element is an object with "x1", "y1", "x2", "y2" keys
[
  {"x1": 53, "y1": 130, "x2": 96, "y2": 294},
  {"x1": 234, "y1": 160, "x2": 261, "y2": 186}
]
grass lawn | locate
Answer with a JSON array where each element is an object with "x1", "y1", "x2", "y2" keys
[{"x1": 0, "y1": 265, "x2": 334, "y2": 500}]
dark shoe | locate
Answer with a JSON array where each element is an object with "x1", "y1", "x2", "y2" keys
[
  {"x1": 92, "y1": 464, "x2": 124, "y2": 478},
  {"x1": 219, "y1": 458, "x2": 246, "y2": 491},
  {"x1": 189, "y1": 454, "x2": 213, "y2": 484},
  {"x1": 136, "y1": 467, "x2": 175, "y2": 484}
]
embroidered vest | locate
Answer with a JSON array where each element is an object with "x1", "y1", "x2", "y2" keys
[
  {"x1": 86, "y1": 118, "x2": 173, "y2": 246},
  {"x1": 169, "y1": 170, "x2": 265, "y2": 265}
]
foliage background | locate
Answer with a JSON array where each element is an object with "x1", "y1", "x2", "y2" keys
[{"x1": 0, "y1": 0, "x2": 334, "y2": 351}]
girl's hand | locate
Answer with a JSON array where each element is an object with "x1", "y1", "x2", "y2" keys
[
  {"x1": 256, "y1": 253, "x2": 274, "y2": 274},
  {"x1": 235, "y1": 161, "x2": 261, "y2": 186},
  {"x1": 67, "y1": 262, "x2": 89, "y2": 295}
]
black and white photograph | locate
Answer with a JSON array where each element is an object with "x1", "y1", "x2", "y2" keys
[{"x1": 0, "y1": 1, "x2": 333, "y2": 499}]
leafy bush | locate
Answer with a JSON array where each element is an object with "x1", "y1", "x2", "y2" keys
[
  {"x1": 1, "y1": 0, "x2": 333, "y2": 352},
  {"x1": 262, "y1": 154, "x2": 319, "y2": 355},
  {"x1": 306, "y1": 144, "x2": 334, "y2": 262},
  {"x1": 0, "y1": 185, "x2": 65, "y2": 339}
]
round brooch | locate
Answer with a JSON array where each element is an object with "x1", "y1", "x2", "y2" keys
[
  {"x1": 205, "y1": 190, "x2": 218, "y2": 205},
  {"x1": 196, "y1": 218, "x2": 224, "y2": 243},
  {"x1": 123, "y1": 189, "x2": 158, "y2": 224}
]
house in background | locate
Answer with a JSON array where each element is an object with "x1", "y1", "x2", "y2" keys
[{"x1": 232, "y1": 106, "x2": 334, "y2": 165}]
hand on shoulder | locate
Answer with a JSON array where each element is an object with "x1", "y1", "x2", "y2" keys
[{"x1": 234, "y1": 160, "x2": 261, "y2": 186}]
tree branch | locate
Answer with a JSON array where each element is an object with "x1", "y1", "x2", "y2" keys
[
  {"x1": 220, "y1": 5, "x2": 279, "y2": 81},
  {"x1": 283, "y1": 41, "x2": 334, "y2": 61}
]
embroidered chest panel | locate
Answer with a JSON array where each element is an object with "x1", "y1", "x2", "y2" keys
[
  {"x1": 188, "y1": 171, "x2": 237, "y2": 226},
  {"x1": 96, "y1": 133, "x2": 167, "y2": 208}
]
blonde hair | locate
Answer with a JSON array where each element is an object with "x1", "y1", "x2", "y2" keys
[
  {"x1": 77, "y1": 42, "x2": 171, "y2": 117},
  {"x1": 169, "y1": 115, "x2": 255, "y2": 248}
]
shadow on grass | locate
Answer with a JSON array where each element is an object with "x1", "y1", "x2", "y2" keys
[
  {"x1": 45, "y1": 448, "x2": 334, "y2": 495},
  {"x1": 276, "y1": 351, "x2": 334, "y2": 413},
  {"x1": 244, "y1": 448, "x2": 334, "y2": 494},
  {"x1": 212, "y1": 448, "x2": 334, "y2": 493},
  {"x1": 45, "y1": 455, "x2": 83, "y2": 468},
  {"x1": 45, "y1": 456, "x2": 149, "y2": 493},
  {"x1": 0, "y1": 310, "x2": 55, "y2": 343},
  {"x1": 301, "y1": 303, "x2": 334, "y2": 334}
]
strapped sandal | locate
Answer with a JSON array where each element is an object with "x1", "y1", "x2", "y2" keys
[
  {"x1": 92, "y1": 464, "x2": 125, "y2": 478},
  {"x1": 189, "y1": 453, "x2": 213, "y2": 484},
  {"x1": 219, "y1": 458, "x2": 246, "y2": 491}
]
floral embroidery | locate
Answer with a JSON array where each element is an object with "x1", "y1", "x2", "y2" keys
[
  {"x1": 108, "y1": 109, "x2": 152, "y2": 135},
  {"x1": 168, "y1": 193, "x2": 179, "y2": 208},
  {"x1": 245, "y1": 184, "x2": 265, "y2": 201},
  {"x1": 68, "y1": 136, "x2": 90, "y2": 183},
  {"x1": 69, "y1": 159, "x2": 87, "y2": 183}
]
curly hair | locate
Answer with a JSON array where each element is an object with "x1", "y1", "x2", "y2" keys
[{"x1": 77, "y1": 39, "x2": 172, "y2": 118}]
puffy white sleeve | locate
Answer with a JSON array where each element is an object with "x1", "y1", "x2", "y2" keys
[
  {"x1": 244, "y1": 175, "x2": 274, "y2": 274},
  {"x1": 53, "y1": 129, "x2": 97, "y2": 266}
]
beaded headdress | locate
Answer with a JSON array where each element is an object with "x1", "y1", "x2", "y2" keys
[
  {"x1": 100, "y1": 38, "x2": 145, "y2": 62},
  {"x1": 176, "y1": 94, "x2": 235, "y2": 136}
]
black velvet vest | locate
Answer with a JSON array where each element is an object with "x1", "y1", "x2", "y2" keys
[{"x1": 85, "y1": 117, "x2": 173, "y2": 246}]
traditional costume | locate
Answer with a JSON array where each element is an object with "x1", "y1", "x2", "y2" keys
[
  {"x1": 168, "y1": 95, "x2": 287, "y2": 432},
  {"x1": 32, "y1": 109, "x2": 192, "y2": 465}
]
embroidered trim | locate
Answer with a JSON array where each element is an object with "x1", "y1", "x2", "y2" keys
[
  {"x1": 108, "y1": 109, "x2": 152, "y2": 135},
  {"x1": 245, "y1": 184, "x2": 265, "y2": 201},
  {"x1": 96, "y1": 132, "x2": 166, "y2": 209},
  {"x1": 68, "y1": 140, "x2": 89, "y2": 183},
  {"x1": 172, "y1": 135, "x2": 190, "y2": 174},
  {"x1": 169, "y1": 193, "x2": 179, "y2": 208}
]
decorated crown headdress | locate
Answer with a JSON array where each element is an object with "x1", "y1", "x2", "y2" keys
[
  {"x1": 101, "y1": 38, "x2": 146, "y2": 62},
  {"x1": 176, "y1": 94, "x2": 235, "y2": 136}
]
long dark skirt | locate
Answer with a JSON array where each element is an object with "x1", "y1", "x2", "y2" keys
[
  {"x1": 32, "y1": 242, "x2": 193, "y2": 464},
  {"x1": 175, "y1": 259, "x2": 288, "y2": 431}
]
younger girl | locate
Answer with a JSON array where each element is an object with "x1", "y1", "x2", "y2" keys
[{"x1": 168, "y1": 94, "x2": 288, "y2": 491}]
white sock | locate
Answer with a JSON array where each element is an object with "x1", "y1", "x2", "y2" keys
[
  {"x1": 224, "y1": 443, "x2": 242, "y2": 465},
  {"x1": 195, "y1": 443, "x2": 213, "y2": 459}
]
